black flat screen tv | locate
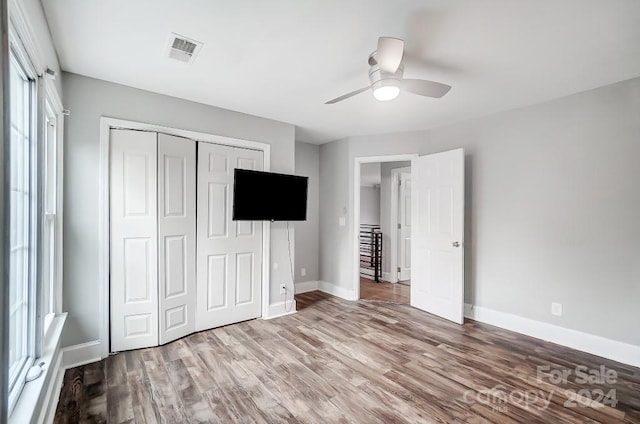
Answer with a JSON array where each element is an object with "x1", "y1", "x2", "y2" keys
[{"x1": 232, "y1": 169, "x2": 308, "y2": 221}]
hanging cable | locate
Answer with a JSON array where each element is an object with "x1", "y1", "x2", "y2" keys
[{"x1": 285, "y1": 221, "x2": 295, "y2": 312}]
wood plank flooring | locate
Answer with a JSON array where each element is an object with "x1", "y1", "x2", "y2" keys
[
  {"x1": 360, "y1": 277, "x2": 410, "y2": 304},
  {"x1": 54, "y1": 291, "x2": 640, "y2": 423}
]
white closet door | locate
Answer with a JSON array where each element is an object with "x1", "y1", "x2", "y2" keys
[
  {"x1": 196, "y1": 143, "x2": 263, "y2": 331},
  {"x1": 110, "y1": 129, "x2": 158, "y2": 351},
  {"x1": 158, "y1": 134, "x2": 196, "y2": 344}
]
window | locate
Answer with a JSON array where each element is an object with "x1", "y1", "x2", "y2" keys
[
  {"x1": 4, "y1": 7, "x2": 65, "y2": 421},
  {"x1": 8, "y1": 44, "x2": 37, "y2": 412},
  {"x1": 42, "y1": 100, "x2": 59, "y2": 334}
]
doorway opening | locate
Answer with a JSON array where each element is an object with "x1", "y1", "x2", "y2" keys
[
  {"x1": 355, "y1": 155, "x2": 417, "y2": 304},
  {"x1": 354, "y1": 150, "x2": 466, "y2": 324}
]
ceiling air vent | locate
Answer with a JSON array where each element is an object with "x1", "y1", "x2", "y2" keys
[{"x1": 166, "y1": 33, "x2": 203, "y2": 64}]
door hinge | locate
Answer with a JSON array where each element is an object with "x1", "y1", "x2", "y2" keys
[
  {"x1": 397, "y1": 267, "x2": 401, "y2": 272},
  {"x1": 397, "y1": 223, "x2": 401, "y2": 229}
]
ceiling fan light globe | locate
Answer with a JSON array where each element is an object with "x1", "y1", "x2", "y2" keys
[{"x1": 373, "y1": 85, "x2": 400, "y2": 101}]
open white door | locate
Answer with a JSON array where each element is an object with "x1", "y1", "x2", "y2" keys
[
  {"x1": 398, "y1": 171, "x2": 411, "y2": 282},
  {"x1": 110, "y1": 129, "x2": 159, "y2": 351},
  {"x1": 410, "y1": 149, "x2": 464, "y2": 324},
  {"x1": 158, "y1": 134, "x2": 196, "y2": 345},
  {"x1": 196, "y1": 143, "x2": 263, "y2": 331}
]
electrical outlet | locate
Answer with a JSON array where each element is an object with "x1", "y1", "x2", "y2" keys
[
  {"x1": 551, "y1": 302, "x2": 562, "y2": 317},
  {"x1": 301, "y1": 268, "x2": 306, "y2": 277},
  {"x1": 280, "y1": 283, "x2": 287, "y2": 295}
]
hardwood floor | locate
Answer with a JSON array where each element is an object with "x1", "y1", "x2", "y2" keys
[
  {"x1": 54, "y1": 291, "x2": 640, "y2": 423},
  {"x1": 360, "y1": 277, "x2": 410, "y2": 304}
]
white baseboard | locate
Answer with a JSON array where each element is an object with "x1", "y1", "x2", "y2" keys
[
  {"x1": 294, "y1": 280, "x2": 359, "y2": 301},
  {"x1": 62, "y1": 340, "x2": 103, "y2": 369},
  {"x1": 264, "y1": 300, "x2": 298, "y2": 320},
  {"x1": 382, "y1": 272, "x2": 394, "y2": 282},
  {"x1": 464, "y1": 303, "x2": 640, "y2": 368},
  {"x1": 295, "y1": 280, "x2": 319, "y2": 294},
  {"x1": 318, "y1": 281, "x2": 358, "y2": 301},
  {"x1": 296, "y1": 280, "x2": 358, "y2": 301}
]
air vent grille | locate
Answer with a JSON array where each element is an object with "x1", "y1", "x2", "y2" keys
[
  {"x1": 166, "y1": 33, "x2": 203, "y2": 64},
  {"x1": 172, "y1": 38, "x2": 197, "y2": 55}
]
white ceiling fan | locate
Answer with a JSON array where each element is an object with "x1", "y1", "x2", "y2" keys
[{"x1": 326, "y1": 37, "x2": 452, "y2": 104}]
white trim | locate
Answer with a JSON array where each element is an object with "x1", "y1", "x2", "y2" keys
[
  {"x1": 382, "y1": 272, "x2": 394, "y2": 282},
  {"x1": 389, "y1": 166, "x2": 411, "y2": 285},
  {"x1": 61, "y1": 340, "x2": 103, "y2": 369},
  {"x1": 318, "y1": 281, "x2": 357, "y2": 301},
  {"x1": 101, "y1": 117, "x2": 272, "y2": 153},
  {"x1": 98, "y1": 120, "x2": 110, "y2": 358},
  {"x1": 43, "y1": 76, "x2": 65, "y2": 319},
  {"x1": 8, "y1": 314, "x2": 66, "y2": 424},
  {"x1": 98, "y1": 117, "x2": 272, "y2": 358},
  {"x1": 43, "y1": 77, "x2": 62, "y2": 113},
  {"x1": 388, "y1": 169, "x2": 400, "y2": 284},
  {"x1": 8, "y1": 0, "x2": 44, "y2": 72},
  {"x1": 295, "y1": 281, "x2": 319, "y2": 294},
  {"x1": 37, "y1": 353, "x2": 63, "y2": 424},
  {"x1": 263, "y1": 301, "x2": 298, "y2": 320},
  {"x1": 353, "y1": 154, "x2": 418, "y2": 300},
  {"x1": 464, "y1": 303, "x2": 640, "y2": 368}
]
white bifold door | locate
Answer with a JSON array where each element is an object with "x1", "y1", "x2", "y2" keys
[
  {"x1": 110, "y1": 130, "x2": 160, "y2": 351},
  {"x1": 111, "y1": 130, "x2": 263, "y2": 352},
  {"x1": 111, "y1": 130, "x2": 197, "y2": 352},
  {"x1": 411, "y1": 148, "x2": 465, "y2": 324},
  {"x1": 196, "y1": 143, "x2": 263, "y2": 331},
  {"x1": 157, "y1": 134, "x2": 196, "y2": 345}
]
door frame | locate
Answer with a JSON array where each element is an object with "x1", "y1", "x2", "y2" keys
[
  {"x1": 389, "y1": 166, "x2": 411, "y2": 284},
  {"x1": 99, "y1": 117, "x2": 272, "y2": 357},
  {"x1": 353, "y1": 154, "x2": 418, "y2": 300}
]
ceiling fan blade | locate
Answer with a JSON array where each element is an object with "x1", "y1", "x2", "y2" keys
[
  {"x1": 402, "y1": 51, "x2": 462, "y2": 74},
  {"x1": 401, "y1": 79, "x2": 451, "y2": 98},
  {"x1": 376, "y1": 37, "x2": 404, "y2": 73},
  {"x1": 325, "y1": 86, "x2": 370, "y2": 104}
]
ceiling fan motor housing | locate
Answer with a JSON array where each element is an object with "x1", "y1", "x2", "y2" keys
[{"x1": 369, "y1": 62, "x2": 403, "y2": 93}]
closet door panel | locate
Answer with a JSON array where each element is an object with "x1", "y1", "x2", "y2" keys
[
  {"x1": 110, "y1": 129, "x2": 158, "y2": 352},
  {"x1": 158, "y1": 133, "x2": 196, "y2": 344},
  {"x1": 196, "y1": 143, "x2": 263, "y2": 331}
]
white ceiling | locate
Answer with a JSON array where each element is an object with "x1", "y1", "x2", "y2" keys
[
  {"x1": 42, "y1": 0, "x2": 640, "y2": 144},
  {"x1": 360, "y1": 163, "x2": 381, "y2": 186}
]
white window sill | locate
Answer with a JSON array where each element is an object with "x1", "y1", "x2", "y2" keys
[{"x1": 9, "y1": 312, "x2": 67, "y2": 424}]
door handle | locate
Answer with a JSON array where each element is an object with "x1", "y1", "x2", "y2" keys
[{"x1": 452, "y1": 241, "x2": 460, "y2": 247}]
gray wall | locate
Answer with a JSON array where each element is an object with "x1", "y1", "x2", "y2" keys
[
  {"x1": 294, "y1": 141, "x2": 319, "y2": 283},
  {"x1": 379, "y1": 161, "x2": 410, "y2": 278},
  {"x1": 62, "y1": 72, "x2": 295, "y2": 347},
  {"x1": 319, "y1": 76, "x2": 640, "y2": 346},
  {"x1": 319, "y1": 138, "x2": 350, "y2": 290},
  {"x1": 359, "y1": 186, "x2": 380, "y2": 226}
]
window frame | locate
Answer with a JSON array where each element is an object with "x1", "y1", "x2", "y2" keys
[
  {"x1": 4, "y1": 0, "x2": 66, "y2": 420},
  {"x1": 41, "y1": 78, "x2": 63, "y2": 336},
  {"x1": 6, "y1": 28, "x2": 39, "y2": 414}
]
